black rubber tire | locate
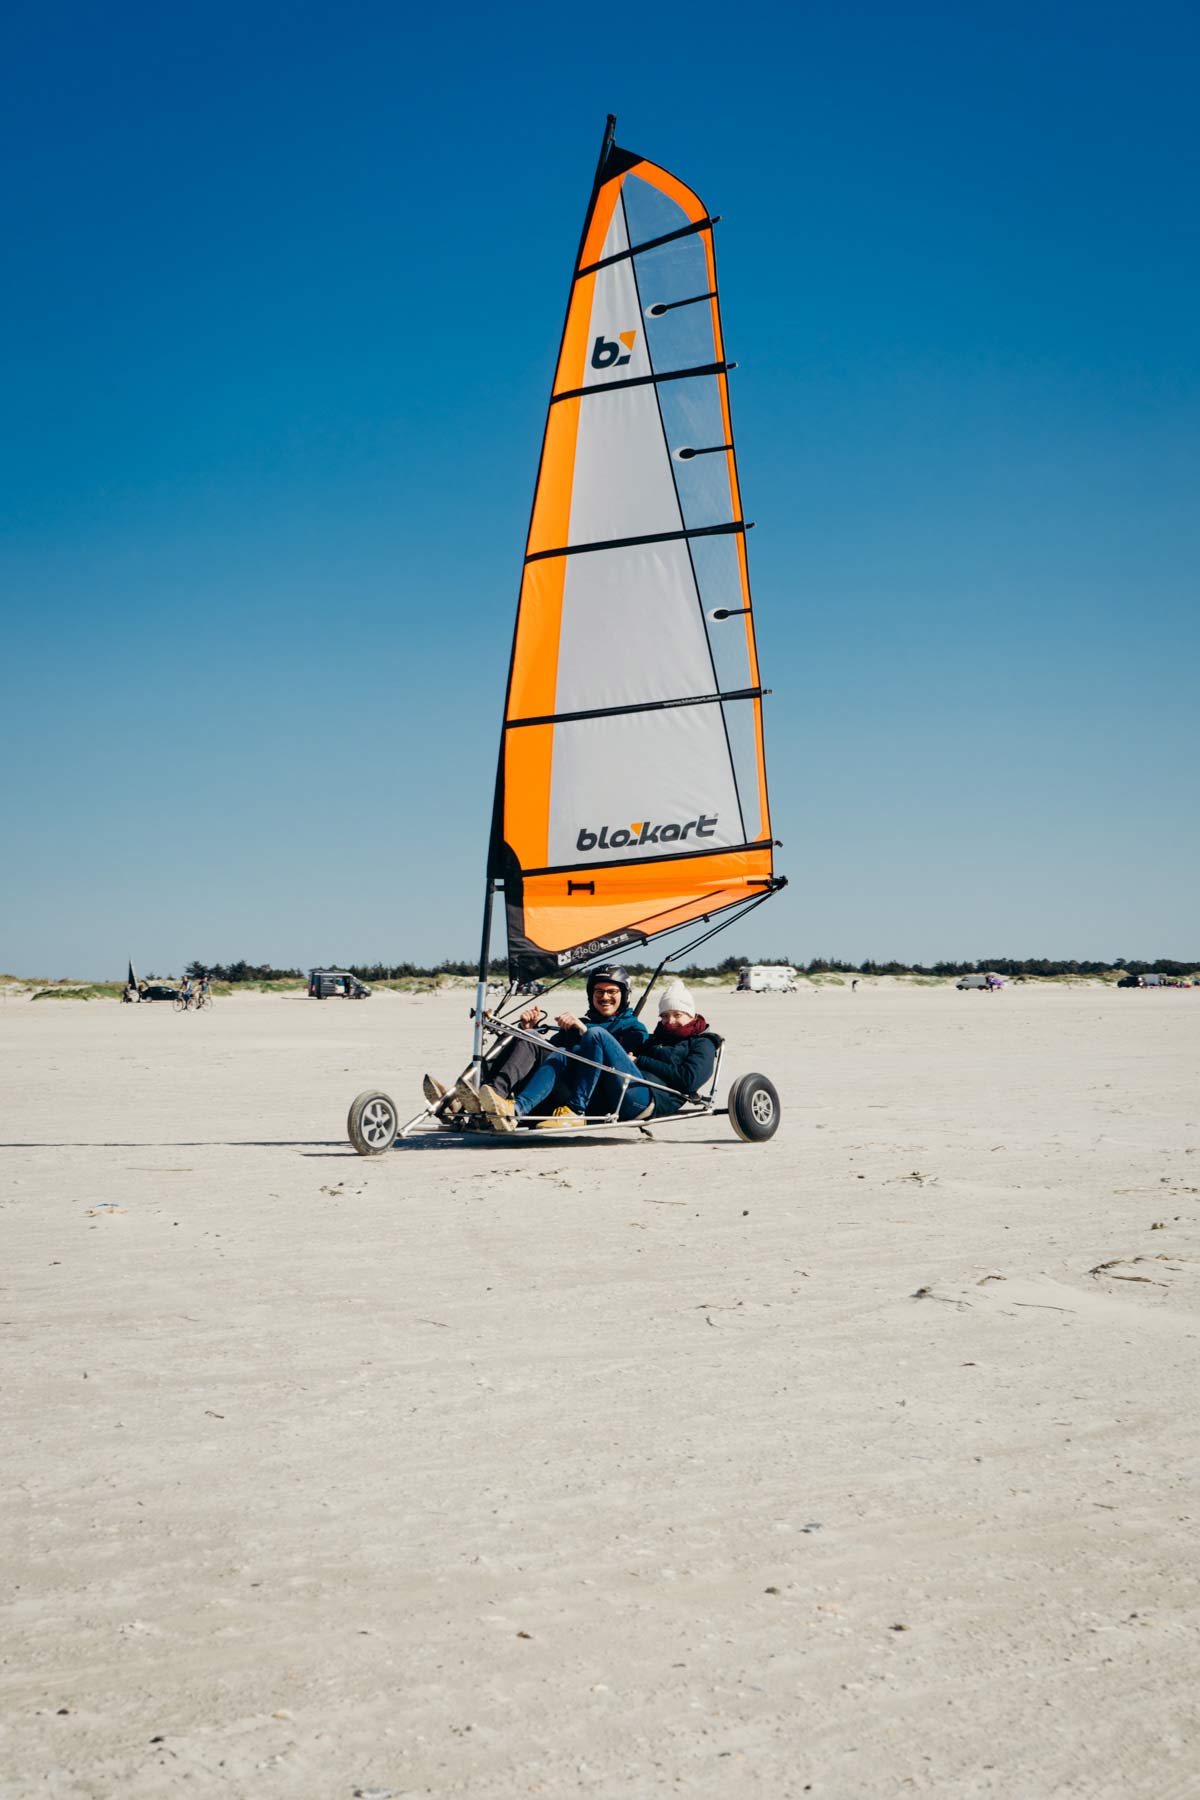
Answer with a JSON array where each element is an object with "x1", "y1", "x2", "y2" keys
[
  {"x1": 728, "y1": 1072, "x2": 781, "y2": 1142},
  {"x1": 173, "y1": 996, "x2": 188, "y2": 1013},
  {"x1": 347, "y1": 1089, "x2": 399, "y2": 1156}
]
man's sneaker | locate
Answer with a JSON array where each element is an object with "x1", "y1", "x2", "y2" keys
[
  {"x1": 478, "y1": 1084, "x2": 517, "y2": 1133},
  {"x1": 423, "y1": 1073, "x2": 469, "y2": 1122},
  {"x1": 536, "y1": 1106, "x2": 585, "y2": 1129}
]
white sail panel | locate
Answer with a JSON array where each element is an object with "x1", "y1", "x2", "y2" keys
[
  {"x1": 567, "y1": 385, "x2": 682, "y2": 545},
  {"x1": 545, "y1": 705, "x2": 746, "y2": 868},
  {"x1": 554, "y1": 542, "x2": 719, "y2": 714}
]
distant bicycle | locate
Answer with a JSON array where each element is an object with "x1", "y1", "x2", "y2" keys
[
  {"x1": 196, "y1": 988, "x2": 213, "y2": 1010},
  {"x1": 174, "y1": 989, "x2": 196, "y2": 1013}
]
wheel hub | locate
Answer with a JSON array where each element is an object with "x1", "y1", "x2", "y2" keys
[
  {"x1": 361, "y1": 1099, "x2": 396, "y2": 1146},
  {"x1": 750, "y1": 1089, "x2": 774, "y2": 1126}
]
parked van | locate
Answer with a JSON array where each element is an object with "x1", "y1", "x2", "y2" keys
[
  {"x1": 308, "y1": 969, "x2": 371, "y2": 999},
  {"x1": 956, "y1": 973, "x2": 1004, "y2": 991},
  {"x1": 736, "y1": 965, "x2": 798, "y2": 993}
]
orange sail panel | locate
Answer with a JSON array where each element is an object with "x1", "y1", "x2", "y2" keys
[{"x1": 489, "y1": 124, "x2": 776, "y2": 978}]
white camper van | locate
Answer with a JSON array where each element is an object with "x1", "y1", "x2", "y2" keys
[{"x1": 736, "y1": 965, "x2": 798, "y2": 993}]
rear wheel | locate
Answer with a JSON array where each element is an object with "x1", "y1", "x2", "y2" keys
[
  {"x1": 347, "y1": 1089, "x2": 399, "y2": 1156},
  {"x1": 728, "y1": 1072, "x2": 780, "y2": 1142}
]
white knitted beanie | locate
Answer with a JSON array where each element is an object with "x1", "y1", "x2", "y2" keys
[{"x1": 658, "y1": 978, "x2": 696, "y2": 1017}]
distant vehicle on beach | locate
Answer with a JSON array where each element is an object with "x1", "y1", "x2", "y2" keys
[
  {"x1": 308, "y1": 969, "x2": 371, "y2": 999},
  {"x1": 736, "y1": 966, "x2": 798, "y2": 993},
  {"x1": 1117, "y1": 973, "x2": 1187, "y2": 989},
  {"x1": 956, "y1": 973, "x2": 1005, "y2": 991}
]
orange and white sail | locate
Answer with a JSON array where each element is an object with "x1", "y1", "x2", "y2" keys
[{"x1": 488, "y1": 118, "x2": 783, "y2": 979}]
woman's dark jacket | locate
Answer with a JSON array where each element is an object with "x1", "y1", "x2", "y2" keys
[{"x1": 636, "y1": 1026, "x2": 720, "y2": 1117}]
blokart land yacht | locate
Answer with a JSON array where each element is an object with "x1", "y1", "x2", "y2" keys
[{"x1": 347, "y1": 117, "x2": 786, "y2": 1153}]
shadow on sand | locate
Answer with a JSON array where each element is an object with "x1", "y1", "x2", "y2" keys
[
  {"x1": 3, "y1": 1133, "x2": 729, "y2": 1154},
  {"x1": 0, "y1": 1139, "x2": 345, "y2": 1150}
]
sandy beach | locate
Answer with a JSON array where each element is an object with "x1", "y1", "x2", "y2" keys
[{"x1": 2, "y1": 981, "x2": 1197, "y2": 1798}]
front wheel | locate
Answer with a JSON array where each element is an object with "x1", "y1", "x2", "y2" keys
[
  {"x1": 727, "y1": 1072, "x2": 781, "y2": 1142},
  {"x1": 347, "y1": 1089, "x2": 399, "y2": 1156},
  {"x1": 173, "y1": 996, "x2": 188, "y2": 1013}
]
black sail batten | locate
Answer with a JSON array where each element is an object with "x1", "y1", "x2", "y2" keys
[
  {"x1": 525, "y1": 520, "x2": 749, "y2": 564},
  {"x1": 506, "y1": 686, "x2": 764, "y2": 730},
  {"x1": 521, "y1": 836, "x2": 776, "y2": 881},
  {"x1": 551, "y1": 361, "x2": 732, "y2": 405},
  {"x1": 577, "y1": 216, "x2": 718, "y2": 278}
]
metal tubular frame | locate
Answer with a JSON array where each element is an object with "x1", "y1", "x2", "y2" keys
[{"x1": 396, "y1": 1017, "x2": 726, "y2": 1141}]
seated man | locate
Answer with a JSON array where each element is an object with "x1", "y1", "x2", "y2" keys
[
  {"x1": 499, "y1": 978, "x2": 718, "y2": 1130},
  {"x1": 422, "y1": 966, "x2": 648, "y2": 1128}
]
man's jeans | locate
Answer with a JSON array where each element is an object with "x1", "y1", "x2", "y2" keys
[{"x1": 514, "y1": 1026, "x2": 653, "y2": 1119}]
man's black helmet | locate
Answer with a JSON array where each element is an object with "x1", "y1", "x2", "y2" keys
[{"x1": 586, "y1": 964, "x2": 631, "y2": 1010}]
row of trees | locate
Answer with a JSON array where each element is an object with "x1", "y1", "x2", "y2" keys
[
  {"x1": 183, "y1": 954, "x2": 1198, "y2": 984},
  {"x1": 184, "y1": 960, "x2": 304, "y2": 982},
  {"x1": 708, "y1": 956, "x2": 1200, "y2": 979}
]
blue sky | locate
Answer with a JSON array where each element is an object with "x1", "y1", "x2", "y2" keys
[{"x1": 3, "y1": 0, "x2": 1197, "y2": 977}]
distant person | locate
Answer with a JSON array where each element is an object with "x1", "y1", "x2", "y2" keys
[
  {"x1": 851, "y1": 979, "x2": 859, "y2": 993},
  {"x1": 199, "y1": 974, "x2": 211, "y2": 1001},
  {"x1": 179, "y1": 975, "x2": 193, "y2": 1006}
]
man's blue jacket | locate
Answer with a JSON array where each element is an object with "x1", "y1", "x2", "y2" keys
[{"x1": 555, "y1": 1003, "x2": 648, "y2": 1057}]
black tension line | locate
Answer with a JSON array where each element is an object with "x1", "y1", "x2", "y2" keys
[
  {"x1": 506, "y1": 685, "x2": 764, "y2": 730},
  {"x1": 551, "y1": 360, "x2": 735, "y2": 405},
  {"x1": 576, "y1": 215, "x2": 720, "y2": 278},
  {"x1": 520, "y1": 836, "x2": 776, "y2": 881},
  {"x1": 646, "y1": 291, "x2": 716, "y2": 316},
  {"x1": 525, "y1": 520, "x2": 750, "y2": 565}
]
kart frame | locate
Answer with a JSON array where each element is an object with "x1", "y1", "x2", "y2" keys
[{"x1": 396, "y1": 1013, "x2": 728, "y2": 1142}]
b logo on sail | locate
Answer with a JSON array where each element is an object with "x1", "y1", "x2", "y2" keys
[{"x1": 591, "y1": 330, "x2": 638, "y2": 370}]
